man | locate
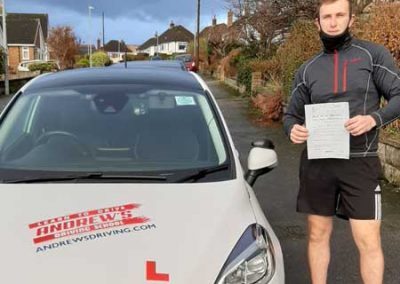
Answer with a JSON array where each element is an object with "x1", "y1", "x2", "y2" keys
[{"x1": 283, "y1": 0, "x2": 400, "y2": 283}]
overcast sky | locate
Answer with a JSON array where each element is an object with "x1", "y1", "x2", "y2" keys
[{"x1": 7, "y1": 0, "x2": 230, "y2": 46}]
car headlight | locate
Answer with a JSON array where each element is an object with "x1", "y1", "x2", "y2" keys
[{"x1": 215, "y1": 224, "x2": 275, "y2": 284}]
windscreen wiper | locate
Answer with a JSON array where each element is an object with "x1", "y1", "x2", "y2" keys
[
  {"x1": 2, "y1": 172, "x2": 168, "y2": 183},
  {"x1": 174, "y1": 164, "x2": 229, "y2": 183}
]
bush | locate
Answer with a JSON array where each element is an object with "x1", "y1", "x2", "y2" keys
[
  {"x1": 123, "y1": 53, "x2": 149, "y2": 61},
  {"x1": 251, "y1": 78, "x2": 284, "y2": 121},
  {"x1": 275, "y1": 20, "x2": 321, "y2": 100},
  {"x1": 75, "y1": 58, "x2": 89, "y2": 68},
  {"x1": 92, "y1": 52, "x2": 112, "y2": 67},
  {"x1": 237, "y1": 59, "x2": 252, "y2": 94},
  {"x1": 356, "y1": 3, "x2": 400, "y2": 65},
  {"x1": 28, "y1": 62, "x2": 58, "y2": 73}
]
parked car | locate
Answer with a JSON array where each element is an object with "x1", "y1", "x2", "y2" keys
[
  {"x1": 0, "y1": 68, "x2": 284, "y2": 284},
  {"x1": 17, "y1": 60, "x2": 60, "y2": 72},
  {"x1": 110, "y1": 60, "x2": 186, "y2": 71},
  {"x1": 175, "y1": 54, "x2": 198, "y2": 72}
]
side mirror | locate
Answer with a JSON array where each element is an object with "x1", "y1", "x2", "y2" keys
[{"x1": 245, "y1": 139, "x2": 278, "y2": 186}]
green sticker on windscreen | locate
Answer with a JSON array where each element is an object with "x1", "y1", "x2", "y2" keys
[{"x1": 175, "y1": 96, "x2": 196, "y2": 106}]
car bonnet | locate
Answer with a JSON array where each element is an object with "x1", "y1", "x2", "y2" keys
[{"x1": 0, "y1": 180, "x2": 256, "y2": 284}]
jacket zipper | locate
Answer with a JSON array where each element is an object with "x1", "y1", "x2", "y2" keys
[{"x1": 343, "y1": 59, "x2": 348, "y2": 92}]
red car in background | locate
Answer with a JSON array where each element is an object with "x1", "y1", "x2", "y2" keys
[{"x1": 174, "y1": 54, "x2": 198, "y2": 72}]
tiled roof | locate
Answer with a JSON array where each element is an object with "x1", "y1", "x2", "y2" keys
[
  {"x1": 6, "y1": 19, "x2": 40, "y2": 44},
  {"x1": 158, "y1": 25, "x2": 193, "y2": 44},
  {"x1": 200, "y1": 23, "x2": 228, "y2": 39},
  {"x1": 138, "y1": 37, "x2": 156, "y2": 50},
  {"x1": 104, "y1": 40, "x2": 129, "y2": 52},
  {"x1": 7, "y1": 13, "x2": 49, "y2": 39}
]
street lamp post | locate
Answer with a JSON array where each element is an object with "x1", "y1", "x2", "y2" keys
[
  {"x1": 1, "y1": 0, "x2": 9, "y2": 95},
  {"x1": 88, "y1": 5, "x2": 94, "y2": 68}
]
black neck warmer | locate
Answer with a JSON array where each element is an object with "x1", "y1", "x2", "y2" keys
[{"x1": 320, "y1": 28, "x2": 352, "y2": 53}]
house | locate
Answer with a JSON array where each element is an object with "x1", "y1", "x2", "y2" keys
[
  {"x1": 138, "y1": 37, "x2": 157, "y2": 56},
  {"x1": 7, "y1": 13, "x2": 49, "y2": 59},
  {"x1": 6, "y1": 13, "x2": 48, "y2": 73},
  {"x1": 103, "y1": 40, "x2": 130, "y2": 63},
  {"x1": 200, "y1": 10, "x2": 244, "y2": 46},
  {"x1": 126, "y1": 44, "x2": 139, "y2": 56},
  {"x1": 138, "y1": 21, "x2": 194, "y2": 56}
]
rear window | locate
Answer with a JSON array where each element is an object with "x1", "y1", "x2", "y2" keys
[{"x1": 175, "y1": 55, "x2": 192, "y2": 63}]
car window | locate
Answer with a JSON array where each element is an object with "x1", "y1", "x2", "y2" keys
[
  {"x1": 175, "y1": 55, "x2": 192, "y2": 62},
  {"x1": 0, "y1": 85, "x2": 229, "y2": 175}
]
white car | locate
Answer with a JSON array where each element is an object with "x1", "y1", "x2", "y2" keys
[{"x1": 0, "y1": 68, "x2": 284, "y2": 284}]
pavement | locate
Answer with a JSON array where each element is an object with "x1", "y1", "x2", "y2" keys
[{"x1": 206, "y1": 79, "x2": 400, "y2": 284}]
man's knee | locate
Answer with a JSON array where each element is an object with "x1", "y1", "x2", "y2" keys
[
  {"x1": 350, "y1": 219, "x2": 382, "y2": 253},
  {"x1": 308, "y1": 215, "x2": 333, "y2": 244}
]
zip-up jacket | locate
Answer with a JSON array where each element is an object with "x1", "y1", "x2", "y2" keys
[{"x1": 283, "y1": 37, "x2": 400, "y2": 157}]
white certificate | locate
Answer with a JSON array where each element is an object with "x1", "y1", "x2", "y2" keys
[{"x1": 305, "y1": 102, "x2": 350, "y2": 159}]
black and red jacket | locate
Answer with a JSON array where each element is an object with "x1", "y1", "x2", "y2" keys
[{"x1": 283, "y1": 37, "x2": 400, "y2": 157}]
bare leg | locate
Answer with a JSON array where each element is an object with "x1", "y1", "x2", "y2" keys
[
  {"x1": 307, "y1": 215, "x2": 333, "y2": 284},
  {"x1": 350, "y1": 219, "x2": 384, "y2": 284}
]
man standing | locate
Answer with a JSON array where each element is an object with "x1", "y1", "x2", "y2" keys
[{"x1": 283, "y1": 0, "x2": 400, "y2": 283}]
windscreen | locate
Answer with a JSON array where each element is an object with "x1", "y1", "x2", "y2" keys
[{"x1": 0, "y1": 84, "x2": 229, "y2": 174}]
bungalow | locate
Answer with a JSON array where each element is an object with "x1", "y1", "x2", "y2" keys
[
  {"x1": 103, "y1": 40, "x2": 130, "y2": 63},
  {"x1": 6, "y1": 13, "x2": 48, "y2": 73},
  {"x1": 138, "y1": 22, "x2": 194, "y2": 56}
]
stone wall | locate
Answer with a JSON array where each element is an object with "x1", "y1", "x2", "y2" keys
[{"x1": 378, "y1": 138, "x2": 400, "y2": 186}]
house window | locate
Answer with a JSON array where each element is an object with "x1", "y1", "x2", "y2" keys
[
  {"x1": 179, "y1": 44, "x2": 186, "y2": 50},
  {"x1": 22, "y1": 47, "x2": 30, "y2": 60}
]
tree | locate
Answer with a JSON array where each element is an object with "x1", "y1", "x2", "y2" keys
[
  {"x1": 48, "y1": 26, "x2": 79, "y2": 69},
  {"x1": 226, "y1": 0, "x2": 316, "y2": 58}
]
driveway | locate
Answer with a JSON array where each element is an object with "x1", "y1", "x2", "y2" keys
[{"x1": 206, "y1": 78, "x2": 400, "y2": 284}]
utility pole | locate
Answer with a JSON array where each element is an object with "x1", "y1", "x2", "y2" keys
[
  {"x1": 102, "y1": 12, "x2": 105, "y2": 47},
  {"x1": 88, "y1": 5, "x2": 94, "y2": 68},
  {"x1": 1, "y1": 0, "x2": 9, "y2": 95},
  {"x1": 195, "y1": 0, "x2": 200, "y2": 69}
]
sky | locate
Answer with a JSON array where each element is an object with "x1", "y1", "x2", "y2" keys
[{"x1": 7, "y1": 0, "x2": 230, "y2": 46}]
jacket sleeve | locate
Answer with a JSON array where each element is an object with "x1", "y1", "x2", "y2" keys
[
  {"x1": 370, "y1": 46, "x2": 400, "y2": 128},
  {"x1": 283, "y1": 67, "x2": 311, "y2": 137}
]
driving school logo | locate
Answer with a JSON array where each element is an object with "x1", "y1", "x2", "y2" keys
[{"x1": 29, "y1": 203, "x2": 150, "y2": 245}]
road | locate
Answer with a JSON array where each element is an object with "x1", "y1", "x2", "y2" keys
[{"x1": 206, "y1": 78, "x2": 400, "y2": 284}]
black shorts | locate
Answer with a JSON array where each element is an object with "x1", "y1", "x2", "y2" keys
[{"x1": 297, "y1": 150, "x2": 382, "y2": 220}]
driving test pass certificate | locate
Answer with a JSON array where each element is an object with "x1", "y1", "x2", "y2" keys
[{"x1": 305, "y1": 102, "x2": 350, "y2": 160}]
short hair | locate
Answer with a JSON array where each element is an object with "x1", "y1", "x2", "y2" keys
[{"x1": 316, "y1": 0, "x2": 353, "y2": 19}]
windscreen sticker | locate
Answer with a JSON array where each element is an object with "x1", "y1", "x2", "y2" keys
[
  {"x1": 29, "y1": 203, "x2": 156, "y2": 253},
  {"x1": 175, "y1": 96, "x2": 196, "y2": 106}
]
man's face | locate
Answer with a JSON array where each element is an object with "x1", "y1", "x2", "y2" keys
[{"x1": 316, "y1": 0, "x2": 354, "y2": 36}]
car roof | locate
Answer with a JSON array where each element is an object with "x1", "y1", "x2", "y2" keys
[
  {"x1": 22, "y1": 67, "x2": 203, "y2": 93},
  {"x1": 110, "y1": 60, "x2": 186, "y2": 70}
]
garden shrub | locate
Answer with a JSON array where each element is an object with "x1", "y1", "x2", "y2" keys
[
  {"x1": 91, "y1": 52, "x2": 112, "y2": 67},
  {"x1": 28, "y1": 62, "x2": 58, "y2": 73}
]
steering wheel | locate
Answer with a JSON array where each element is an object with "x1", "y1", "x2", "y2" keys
[{"x1": 35, "y1": 131, "x2": 93, "y2": 158}]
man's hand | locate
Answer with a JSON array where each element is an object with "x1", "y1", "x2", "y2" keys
[
  {"x1": 345, "y1": 115, "x2": 377, "y2": 136},
  {"x1": 290, "y1": 124, "x2": 309, "y2": 144}
]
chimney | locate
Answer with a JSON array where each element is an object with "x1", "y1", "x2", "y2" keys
[
  {"x1": 97, "y1": 38, "x2": 101, "y2": 50},
  {"x1": 227, "y1": 10, "x2": 233, "y2": 27},
  {"x1": 212, "y1": 15, "x2": 217, "y2": 26},
  {"x1": 170, "y1": 20, "x2": 175, "y2": 29}
]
